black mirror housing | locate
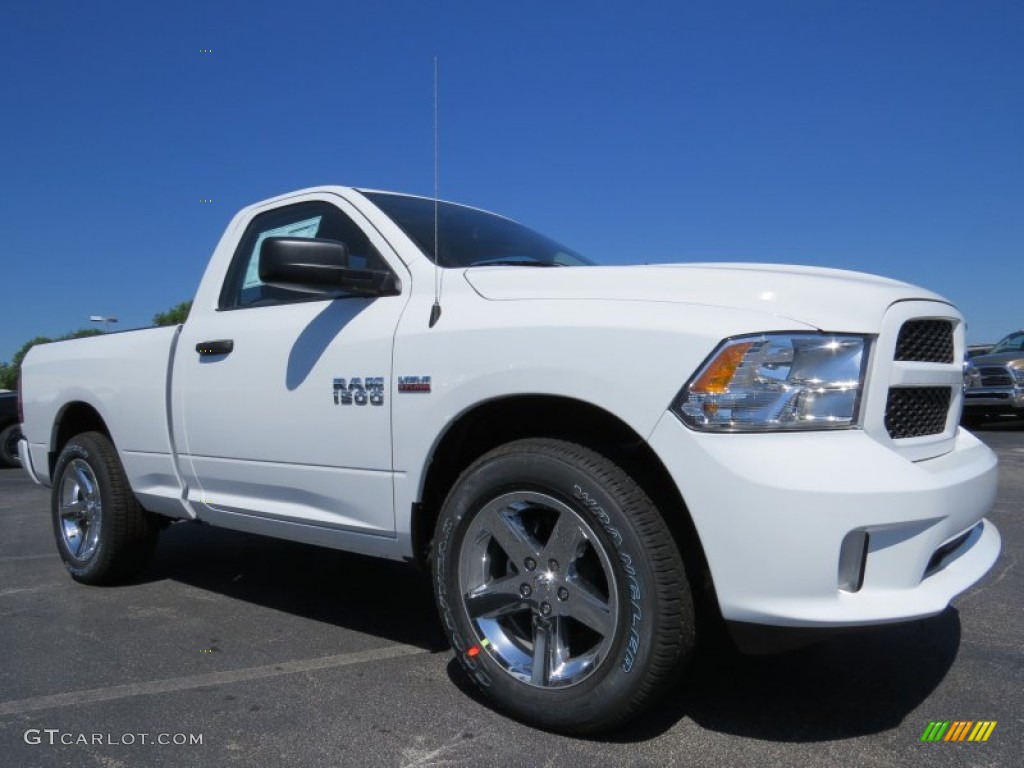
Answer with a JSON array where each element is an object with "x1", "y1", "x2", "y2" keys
[{"x1": 259, "y1": 237, "x2": 400, "y2": 296}]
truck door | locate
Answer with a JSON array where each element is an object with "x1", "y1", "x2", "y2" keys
[{"x1": 173, "y1": 194, "x2": 408, "y2": 538}]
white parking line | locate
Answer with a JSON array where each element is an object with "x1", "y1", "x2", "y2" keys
[
  {"x1": 0, "y1": 584, "x2": 66, "y2": 597},
  {"x1": 0, "y1": 554, "x2": 55, "y2": 562},
  {"x1": 0, "y1": 644, "x2": 430, "y2": 716}
]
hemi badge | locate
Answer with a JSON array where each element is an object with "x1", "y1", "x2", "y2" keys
[{"x1": 398, "y1": 376, "x2": 432, "y2": 393}]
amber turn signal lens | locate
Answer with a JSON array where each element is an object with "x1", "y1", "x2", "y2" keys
[{"x1": 690, "y1": 342, "x2": 753, "y2": 394}]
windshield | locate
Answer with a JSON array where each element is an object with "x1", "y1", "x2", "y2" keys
[
  {"x1": 362, "y1": 191, "x2": 593, "y2": 268},
  {"x1": 990, "y1": 331, "x2": 1024, "y2": 354}
]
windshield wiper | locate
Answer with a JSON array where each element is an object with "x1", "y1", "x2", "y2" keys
[{"x1": 471, "y1": 259, "x2": 563, "y2": 267}]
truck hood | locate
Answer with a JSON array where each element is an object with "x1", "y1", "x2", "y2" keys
[
  {"x1": 463, "y1": 263, "x2": 949, "y2": 331},
  {"x1": 969, "y1": 351, "x2": 1024, "y2": 367}
]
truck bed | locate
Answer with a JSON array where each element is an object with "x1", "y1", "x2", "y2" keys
[{"x1": 20, "y1": 325, "x2": 188, "y2": 518}]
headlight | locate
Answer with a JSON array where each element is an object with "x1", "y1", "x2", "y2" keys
[
  {"x1": 673, "y1": 333, "x2": 870, "y2": 432},
  {"x1": 1012, "y1": 366, "x2": 1024, "y2": 386},
  {"x1": 963, "y1": 362, "x2": 981, "y2": 389}
]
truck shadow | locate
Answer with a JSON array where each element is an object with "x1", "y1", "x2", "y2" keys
[
  {"x1": 968, "y1": 416, "x2": 1024, "y2": 433},
  {"x1": 622, "y1": 609, "x2": 959, "y2": 742},
  {"x1": 446, "y1": 609, "x2": 961, "y2": 743},
  {"x1": 147, "y1": 521, "x2": 448, "y2": 652},
  {"x1": 285, "y1": 299, "x2": 367, "y2": 390},
  {"x1": 149, "y1": 520, "x2": 960, "y2": 743}
]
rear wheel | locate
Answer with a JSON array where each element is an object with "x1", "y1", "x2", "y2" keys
[
  {"x1": 0, "y1": 423, "x2": 21, "y2": 467},
  {"x1": 51, "y1": 431, "x2": 159, "y2": 584},
  {"x1": 432, "y1": 438, "x2": 694, "y2": 734}
]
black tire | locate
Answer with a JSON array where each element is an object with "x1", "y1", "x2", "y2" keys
[
  {"x1": 0, "y1": 423, "x2": 21, "y2": 468},
  {"x1": 51, "y1": 431, "x2": 159, "y2": 584},
  {"x1": 432, "y1": 438, "x2": 694, "y2": 734}
]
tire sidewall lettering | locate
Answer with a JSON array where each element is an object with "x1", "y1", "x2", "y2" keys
[
  {"x1": 573, "y1": 484, "x2": 623, "y2": 546},
  {"x1": 435, "y1": 511, "x2": 491, "y2": 687},
  {"x1": 573, "y1": 483, "x2": 645, "y2": 673}
]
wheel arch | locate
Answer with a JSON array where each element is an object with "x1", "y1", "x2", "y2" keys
[
  {"x1": 49, "y1": 401, "x2": 112, "y2": 477},
  {"x1": 413, "y1": 394, "x2": 719, "y2": 615}
]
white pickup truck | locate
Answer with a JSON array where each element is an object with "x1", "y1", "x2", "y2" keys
[{"x1": 19, "y1": 186, "x2": 1000, "y2": 733}]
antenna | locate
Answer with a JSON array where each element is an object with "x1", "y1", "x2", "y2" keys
[{"x1": 429, "y1": 55, "x2": 443, "y2": 328}]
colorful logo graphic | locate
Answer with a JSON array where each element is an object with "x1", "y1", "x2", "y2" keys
[{"x1": 920, "y1": 720, "x2": 997, "y2": 742}]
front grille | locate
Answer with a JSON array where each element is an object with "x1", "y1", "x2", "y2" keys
[
  {"x1": 894, "y1": 319, "x2": 954, "y2": 363},
  {"x1": 978, "y1": 367, "x2": 1013, "y2": 387},
  {"x1": 885, "y1": 387, "x2": 951, "y2": 439}
]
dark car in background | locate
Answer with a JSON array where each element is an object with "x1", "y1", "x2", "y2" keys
[
  {"x1": 963, "y1": 330, "x2": 1024, "y2": 427},
  {"x1": 0, "y1": 391, "x2": 22, "y2": 467}
]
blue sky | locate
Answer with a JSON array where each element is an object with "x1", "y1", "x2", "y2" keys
[{"x1": 1, "y1": 0, "x2": 1021, "y2": 362}]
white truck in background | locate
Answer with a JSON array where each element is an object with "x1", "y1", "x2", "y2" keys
[{"x1": 18, "y1": 186, "x2": 1000, "y2": 733}]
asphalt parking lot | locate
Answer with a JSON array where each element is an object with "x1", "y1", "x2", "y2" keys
[{"x1": 1, "y1": 424, "x2": 1021, "y2": 767}]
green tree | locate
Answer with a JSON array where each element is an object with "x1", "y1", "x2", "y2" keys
[
  {"x1": 0, "y1": 330, "x2": 103, "y2": 391},
  {"x1": 62, "y1": 329, "x2": 104, "y2": 341},
  {"x1": 1, "y1": 336, "x2": 54, "y2": 390},
  {"x1": 153, "y1": 300, "x2": 192, "y2": 326}
]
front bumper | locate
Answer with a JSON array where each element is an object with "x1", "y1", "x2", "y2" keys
[
  {"x1": 648, "y1": 414, "x2": 1000, "y2": 628},
  {"x1": 963, "y1": 386, "x2": 1024, "y2": 411}
]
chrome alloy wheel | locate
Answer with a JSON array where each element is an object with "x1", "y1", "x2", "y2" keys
[
  {"x1": 58, "y1": 458, "x2": 103, "y2": 560},
  {"x1": 457, "y1": 491, "x2": 619, "y2": 688}
]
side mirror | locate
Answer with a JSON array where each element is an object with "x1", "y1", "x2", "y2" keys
[{"x1": 258, "y1": 237, "x2": 400, "y2": 296}]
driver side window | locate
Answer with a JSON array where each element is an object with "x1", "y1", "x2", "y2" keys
[{"x1": 220, "y1": 201, "x2": 385, "y2": 309}]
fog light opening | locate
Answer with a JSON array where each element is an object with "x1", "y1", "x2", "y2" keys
[{"x1": 838, "y1": 530, "x2": 869, "y2": 592}]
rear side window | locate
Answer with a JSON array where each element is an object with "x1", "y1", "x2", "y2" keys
[{"x1": 220, "y1": 201, "x2": 386, "y2": 309}]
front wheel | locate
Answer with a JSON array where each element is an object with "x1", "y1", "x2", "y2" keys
[
  {"x1": 51, "y1": 431, "x2": 159, "y2": 584},
  {"x1": 432, "y1": 438, "x2": 694, "y2": 734}
]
